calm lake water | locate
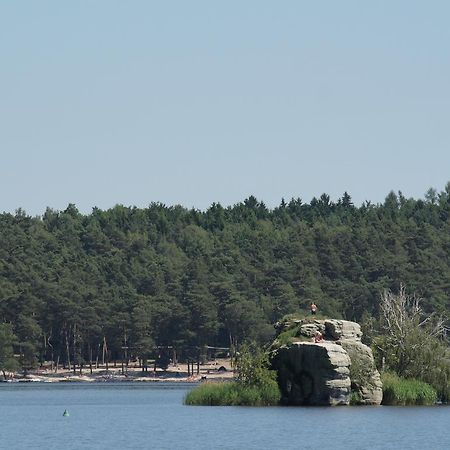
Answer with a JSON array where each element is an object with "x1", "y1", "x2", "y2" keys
[{"x1": 0, "y1": 383, "x2": 448, "y2": 450}]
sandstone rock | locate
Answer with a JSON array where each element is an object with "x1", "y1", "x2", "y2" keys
[
  {"x1": 271, "y1": 318, "x2": 382, "y2": 406},
  {"x1": 275, "y1": 318, "x2": 302, "y2": 332},
  {"x1": 299, "y1": 322, "x2": 325, "y2": 338},
  {"x1": 324, "y1": 319, "x2": 362, "y2": 341},
  {"x1": 272, "y1": 342, "x2": 351, "y2": 406},
  {"x1": 340, "y1": 340, "x2": 383, "y2": 405}
]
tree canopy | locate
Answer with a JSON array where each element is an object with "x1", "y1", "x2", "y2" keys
[{"x1": 0, "y1": 183, "x2": 449, "y2": 371}]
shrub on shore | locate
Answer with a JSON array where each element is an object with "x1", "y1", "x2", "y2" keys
[
  {"x1": 185, "y1": 343, "x2": 281, "y2": 406},
  {"x1": 381, "y1": 372, "x2": 437, "y2": 405},
  {"x1": 184, "y1": 380, "x2": 280, "y2": 406}
]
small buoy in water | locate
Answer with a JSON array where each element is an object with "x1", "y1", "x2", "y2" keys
[{"x1": 63, "y1": 409, "x2": 69, "y2": 417}]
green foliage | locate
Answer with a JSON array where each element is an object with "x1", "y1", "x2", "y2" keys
[
  {"x1": 19, "y1": 341, "x2": 38, "y2": 373},
  {"x1": 273, "y1": 327, "x2": 302, "y2": 347},
  {"x1": 374, "y1": 286, "x2": 450, "y2": 401},
  {"x1": 349, "y1": 391, "x2": 362, "y2": 405},
  {"x1": 184, "y1": 381, "x2": 280, "y2": 406},
  {"x1": 234, "y1": 342, "x2": 278, "y2": 389},
  {"x1": 185, "y1": 342, "x2": 280, "y2": 406},
  {"x1": 0, "y1": 324, "x2": 19, "y2": 378},
  {"x1": 271, "y1": 314, "x2": 330, "y2": 349},
  {"x1": 0, "y1": 183, "x2": 449, "y2": 373},
  {"x1": 381, "y1": 372, "x2": 437, "y2": 405}
]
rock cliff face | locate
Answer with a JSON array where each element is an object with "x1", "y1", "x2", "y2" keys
[
  {"x1": 272, "y1": 341, "x2": 351, "y2": 405},
  {"x1": 271, "y1": 319, "x2": 382, "y2": 406}
]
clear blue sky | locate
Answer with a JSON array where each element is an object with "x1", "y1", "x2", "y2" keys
[{"x1": 1, "y1": 1, "x2": 449, "y2": 215}]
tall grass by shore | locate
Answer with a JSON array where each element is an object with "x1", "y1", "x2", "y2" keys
[
  {"x1": 184, "y1": 381, "x2": 280, "y2": 406},
  {"x1": 381, "y1": 372, "x2": 437, "y2": 405}
]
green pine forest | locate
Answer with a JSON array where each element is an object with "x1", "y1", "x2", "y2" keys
[{"x1": 1, "y1": 184, "x2": 449, "y2": 372}]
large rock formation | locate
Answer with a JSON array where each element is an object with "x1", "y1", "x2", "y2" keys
[
  {"x1": 271, "y1": 318, "x2": 382, "y2": 406},
  {"x1": 272, "y1": 341, "x2": 351, "y2": 405}
]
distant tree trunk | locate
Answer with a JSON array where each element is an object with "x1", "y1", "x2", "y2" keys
[
  {"x1": 102, "y1": 337, "x2": 108, "y2": 369},
  {"x1": 55, "y1": 355, "x2": 60, "y2": 373},
  {"x1": 43, "y1": 333, "x2": 47, "y2": 367},
  {"x1": 48, "y1": 334, "x2": 54, "y2": 372},
  {"x1": 65, "y1": 330, "x2": 71, "y2": 371},
  {"x1": 173, "y1": 348, "x2": 177, "y2": 366},
  {"x1": 229, "y1": 333, "x2": 234, "y2": 368},
  {"x1": 95, "y1": 342, "x2": 100, "y2": 369},
  {"x1": 89, "y1": 345, "x2": 93, "y2": 375},
  {"x1": 72, "y1": 324, "x2": 77, "y2": 375},
  {"x1": 123, "y1": 329, "x2": 128, "y2": 375}
]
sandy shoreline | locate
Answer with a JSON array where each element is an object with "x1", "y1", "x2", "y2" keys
[{"x1": 2, "y1": 359, "x2": 235, "y2": 384}]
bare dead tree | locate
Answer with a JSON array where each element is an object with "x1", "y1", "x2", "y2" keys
[
  {"x1": 380, "y1": 284, "x2": 445, "y2": 341},
  {"x1": 378, "y1": 284, "x2": 447, "y2": 379}
]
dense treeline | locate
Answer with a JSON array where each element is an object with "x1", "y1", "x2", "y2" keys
[{"x1": 0, "y1": 184, "x2": 449, "y2": 372}]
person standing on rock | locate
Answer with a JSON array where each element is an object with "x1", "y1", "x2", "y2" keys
[{"x1": 310, "y1": 302, "x2": 318, "y2": 315}]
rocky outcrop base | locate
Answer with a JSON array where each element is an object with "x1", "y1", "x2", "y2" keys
[{"x1": 273, "y1": 341, "x2": 351, "y2": 405}]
